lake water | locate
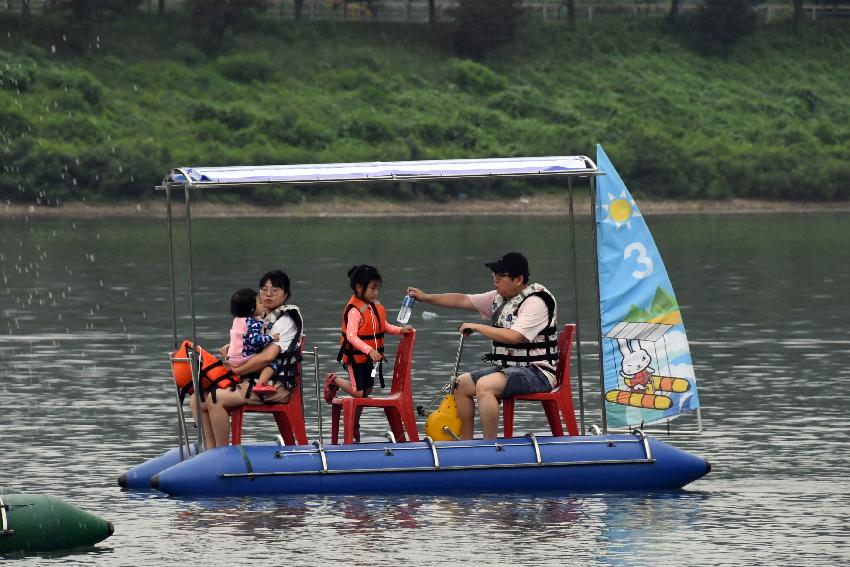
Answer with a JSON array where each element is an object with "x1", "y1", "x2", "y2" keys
[{"x1": 1, "y1": 211, "x2": 849, "y2": 565}]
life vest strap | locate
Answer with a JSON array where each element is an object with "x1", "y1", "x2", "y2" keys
[
  {"x1": 483, "y1": 352, "x2": 559, "y2": 364},
  {"x1": 490, "y1": 337, "x2": 559, "y2": 350},
  {"x1": 355, "y1": 332, "x2": 385, "y2": 341}
]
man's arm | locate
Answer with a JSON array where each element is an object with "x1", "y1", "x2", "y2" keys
[
  {"x1": 406, "y1": 287, "x2": 477, "y2": 311},
  {"x1": 458, "y1": 322, "x2": 525, "y2": 345},
  {"x1": 231, "y1": 343, "x2": 281, "y2": 376}
]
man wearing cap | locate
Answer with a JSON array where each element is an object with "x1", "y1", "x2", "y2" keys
[{"x1": 407, "y1": 252, "x2": 559, "y2": 439}]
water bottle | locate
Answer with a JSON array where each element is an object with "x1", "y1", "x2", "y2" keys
[{"x1": 397, "y1": 294, "x2": 415, "y2": 324}]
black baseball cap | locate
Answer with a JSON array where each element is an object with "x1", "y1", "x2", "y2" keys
[{"x1": 485, "y1": 252, "x2": 529, "y2": 277}]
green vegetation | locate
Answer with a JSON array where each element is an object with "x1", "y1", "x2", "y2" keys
[{"x1": 1, "y1": 14, "x2": 849, "y2": 205}]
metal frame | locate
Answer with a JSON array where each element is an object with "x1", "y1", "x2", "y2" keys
[
  {"x1": 161, "y1": 181, "x2": 206, "y2": 455},
  {"x1": 525, "y1": 432, "x2": 542, "y2": 464},
  {"x1": 588, "y1": 175, "x2": 609, "y2": 434},
  {"x1": 165, "y1": 187, "x2": 192, "y2": 460},
  {"x1": 225, "y1": 435, "x2": 654, "y2": 478},
  {"x1": 423, "y1": 436, "x2": 440, "y2": 469},
  {"x1": 159, "y1": 153, "x2": 705, "y2": 452},
  {"x1": 158, "y1": 171, "x2": 597, "y2": 191},
  {"x1": 312, "y1": 347, "x2": 323, "y2": 445},
  {"x1": 160, "y1": 158, "x2": 602, "y2": 453},
  {"x1": 566, "y1": 176, "x2": 586, "y2": 434},
  {"x1": 160, "y1": 156, "x2": 597, "y2": 189},
  {"x1": 218, "y1": 458, "x2": 657, "y2": 478}
]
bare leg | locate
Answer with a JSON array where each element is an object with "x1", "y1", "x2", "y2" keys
[
  {"x1": 335, "y1": 367, "x2": 366, "y2": 398},
  {"x1": 455, "y1": 373, "x2": 477, "y2": 440},
  {"x1": 205, "y1": 388, "x2": 250, "y2": 448},
  {"x1": 257, "y1": 366, "x2": 274, "y2": 385},
  {"x1": 474, "y1": 372, "x2": 508, "y2": 440},
  {"x1": 188, "y1": 393, "x2": 214, "y2": 450},
  {"x1": 352, "y1": 387, "x2": 373, "y2": 442}
]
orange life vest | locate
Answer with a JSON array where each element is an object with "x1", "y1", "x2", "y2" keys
[
  {"x1": 337, "y1": 295, "x2": 386, "y2": 366},
  {"x1": 171, "y1": 339, "x2": 240, "y2": 402}
]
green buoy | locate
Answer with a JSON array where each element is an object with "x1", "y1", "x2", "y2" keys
[{"x1": 0, "y1": 493, "x2": 113, "y2": 556}]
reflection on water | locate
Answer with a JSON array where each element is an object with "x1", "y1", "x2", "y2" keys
[{"x1": 2, "y1": 212, "x2": 850, "y2": 565}]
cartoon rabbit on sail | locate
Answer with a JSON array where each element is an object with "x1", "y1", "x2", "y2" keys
[{"x1": 605, "y1": 330, "x2": 690, "y2": 411}]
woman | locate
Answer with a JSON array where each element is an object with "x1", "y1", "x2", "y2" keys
[{"x1": 194, "y1": 269, "x2": 304, "y2": 448}]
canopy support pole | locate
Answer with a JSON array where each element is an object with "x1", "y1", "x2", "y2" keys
[
  {"x1": 313, "y1": 347, "x2": 323, "y2": 445},
  {"x1": 165, "y1": 186, "x2": 178, "y2": 351},
  {"x1": 164, "y1": 185, "x2": 192, "y2": 461},
  {"x1": 566, "y1": 177, "x2": 586, "y2": 435},
  {"x1": 183, "y1": 185, "x2": 205, "y2": 452},
  {"x1": 589, "y1": 176, "x2": 608, "y2": 433}
]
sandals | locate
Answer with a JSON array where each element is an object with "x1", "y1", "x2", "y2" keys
[
  {"x1": 252, "y1": 383, "x2": 277, "y2": 395},
  {"x1": 324, "y1": 373, "x2": 339, "y2": 404}
]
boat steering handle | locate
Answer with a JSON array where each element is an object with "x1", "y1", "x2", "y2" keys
[
  {"x1": 450, "y1": 330, "x2": 469, "y2": 385},
  {"x1": 416, "y1": 331, "x2": 470, "y2": 417}
]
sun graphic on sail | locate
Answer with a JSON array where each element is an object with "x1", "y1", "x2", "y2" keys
[{"x1": 601, "y1": 190, "x2": 642, "y2": 230}]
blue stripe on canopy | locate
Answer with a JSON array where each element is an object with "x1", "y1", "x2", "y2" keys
[{"x1": 168, "y1": 156, "x2": 596, "y2": 186}]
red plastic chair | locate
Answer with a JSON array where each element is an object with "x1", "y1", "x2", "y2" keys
[
  {"x1": 229, "y1": 337, "x2": 308, "y2": 446},
  {"x1": 330, "y1": 331, "x2": 419, "y2": 445},
  {"x1": 502, "y1": 324, "x2": 579, "y2": 438}
]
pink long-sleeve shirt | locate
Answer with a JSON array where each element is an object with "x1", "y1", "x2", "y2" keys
[{"x1": 346, "y1": 307, "x2": 402, "y2": 356}]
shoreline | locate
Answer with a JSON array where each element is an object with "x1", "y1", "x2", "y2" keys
[{"x1": 3, "y1": 196, "x2": 850, "y2": 218}]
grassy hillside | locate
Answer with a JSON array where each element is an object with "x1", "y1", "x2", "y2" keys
[{"x1": 1, "y1": 14, "x2": 849, "y2": 205}]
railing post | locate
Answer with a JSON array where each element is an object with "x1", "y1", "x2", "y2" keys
[
  {"x1": 567, "y1": 177, "x2": 586, "y2": 435},
  {"x1": 183, "y1": 185, "x2": 205, "y2": 451},
  {"x1": 589, "y1": 176, "x2": 608, "y2": 434}
]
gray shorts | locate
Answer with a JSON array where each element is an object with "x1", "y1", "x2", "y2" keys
[{"x1": 468, "y1": 365, "x2": 552, "y2": 398}]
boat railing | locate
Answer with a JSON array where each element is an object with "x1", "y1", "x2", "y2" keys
[{"x1": 218, "y1": 434, "x2": 655, "y2": 479}]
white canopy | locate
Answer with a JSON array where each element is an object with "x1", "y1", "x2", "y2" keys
[{"x1": 167, "y1": 156, "x2": 598, "y2": 187}]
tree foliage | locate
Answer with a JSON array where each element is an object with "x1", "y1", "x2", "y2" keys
[
  {"x1": 3, "y1": 16, "x2": 850, "y2": 203},
  {"x1": 667, "y1": 0, "x2": 681, "y2": 25},
  {"x1": 450, "y1": 0, "x2": 524, "y2": 60},
  {"x1": 47, "y1": 0, "x2": 143, "y2": 21},
  {"x1": 186, "y1": 0, "x2": 270, "y2": 54},
  {"x1": 691, "y1": 0, "x2": 757, "y2": 54},
  {"x1": 563, "y1": 0, "x2": 575, "y2": 30}
]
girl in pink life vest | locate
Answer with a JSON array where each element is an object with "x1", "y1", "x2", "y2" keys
[
  {"x1": 324, "y1": 266, "x2": 413, "y2": 420},
  {"x1": 227, "y1": 288, "x2": 280, "y2": 395}
]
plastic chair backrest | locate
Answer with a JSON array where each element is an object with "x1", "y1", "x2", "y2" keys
[
  {"x1": 389, "y1": 330, "x2": 416, "y2": 395},
  {"x1": 554, "y1": 324, "x2": 575, "y2": 390}
]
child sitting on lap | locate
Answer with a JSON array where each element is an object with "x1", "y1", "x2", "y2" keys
[{"x1": 227, "y1": 288, "x2": 280, "y2": 395}]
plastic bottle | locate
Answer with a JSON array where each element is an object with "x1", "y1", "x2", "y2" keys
[{"x1": 397, "y1": 294, "x2": 415, "y2": 324}]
